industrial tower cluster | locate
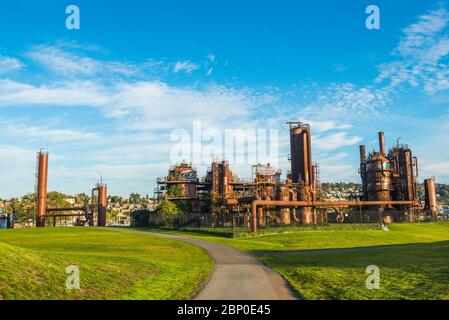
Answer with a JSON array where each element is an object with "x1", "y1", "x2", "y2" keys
[{"x1": 157, "y1": 121, "x2": 438, "y2": 231}]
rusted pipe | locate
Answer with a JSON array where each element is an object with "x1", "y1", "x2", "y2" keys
[{"x1": 46, "y1": 207, "x2": 87, "y2": 212}]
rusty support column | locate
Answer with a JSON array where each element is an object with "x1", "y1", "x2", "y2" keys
[
  {"x1": 251, "y1": 203, "x2": 257, "y2": 232},
  {"x1": 36, "y1": 151, "x2": 48, "y2": 227}
]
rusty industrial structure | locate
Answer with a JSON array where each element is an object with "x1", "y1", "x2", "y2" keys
[
  {"x1": 359, "y1": 132, "x2": 420, "y2": 223},
  {"x1": 34, "y1": 151, "x2": 108, "y2": 227},
  {"x1": 157, "y1": 121, "x2": 439, "y2": 232}
]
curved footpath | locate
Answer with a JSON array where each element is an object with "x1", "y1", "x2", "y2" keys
[{"x1": 110, "y1": 228, "x2": 297, "y2": 300}]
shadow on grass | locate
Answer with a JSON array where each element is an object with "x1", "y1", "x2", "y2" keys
[
  {"x1": 251, "y1": 240, "x2": 449, "y2": 256},
  {"x1": 257, "y1": 240, "x2": 449, "y2": 262}
]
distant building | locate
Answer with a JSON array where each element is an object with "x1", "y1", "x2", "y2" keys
[{"x1": 64, "y1": 197, "x2": 76, "y2": 205}]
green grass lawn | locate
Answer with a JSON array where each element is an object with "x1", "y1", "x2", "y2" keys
[
  {"x1": 139, "y1": 222, "x2": 449, "y2": 300},
  {"x1": 259, "y1": 241, "x2": 449, "y2": 300},
  {"x1": 0, "y1": 227, "x2": 213, "y2": 300},
  {"x1": 139, "y1": 222, "x2": 449, "y2": 252}
]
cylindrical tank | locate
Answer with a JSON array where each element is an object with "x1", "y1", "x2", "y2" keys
[
  {"x1": 365, "y1": 154, "x2": 392, "y2": 201},
  {"x1": 97, "y1": 184, "x2": 108, "y2": 226},
  {"x1": 36, "y1": 151, "x2": 49, "y2": 227},
  {"x1": 289, "y1": 124, "x2": 312, "y2": 185},
  {"x1": 424, "y1": 178, "x2": 437, "y2": 215},
  {"x1": 289, "y1": 122, "x2": 313, "y2": 225},
  {"x1": 277, "y1": 185, "x2": 291, "y2": 225}
]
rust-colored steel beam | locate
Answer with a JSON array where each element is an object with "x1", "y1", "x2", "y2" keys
[
  {"x1": 250, "y1": 199, "x2": 416, "y2": 232},
  {"x1": 36, "y1": 151, "x2": 49, "y2": 227},
  {"x1": 46, "y1": 207, "x2": 86, "y2": 212}
]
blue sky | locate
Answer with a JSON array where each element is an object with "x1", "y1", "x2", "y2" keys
[{"x1": 1, "y1": 0, "x2": 449, "y2": 198}]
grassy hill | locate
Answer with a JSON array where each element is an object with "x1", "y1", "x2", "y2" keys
[{"x1": 0, "y1": 228, "x2": 213, "y2": 300}]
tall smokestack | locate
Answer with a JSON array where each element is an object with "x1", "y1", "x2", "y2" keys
[
  {"x1": 378, "y1": 132, "x2": 385, "y2": 155},
  {"x1": 97, "y1": 184, "x2": 108, "y2": 227},
  {"x1": 359, "y1": 145, "x2": 366, "y2": 162},
  {"x1": 36, "y1": 151, "x2": 48, "y2": 227}
]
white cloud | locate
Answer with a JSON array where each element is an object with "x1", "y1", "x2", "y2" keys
[
  {"x1": 173, "y1": 60, "x2": 199, "y2": 73},
  {"x1": 313, "y1": 132, "x2": 362, "y2": 151},
  {"x1": 0, "y1": 55, "x2": 23, "y2": 74},
  {"x1": 396, "y1": 8, "x2": 449, "y2": 61},
  {"x1": 0, "y1": 79, "x2": 109, "y2": 107},
  {"x1": 0, "y1": 118, "x2": 100, "y2": 143},
  {"x1": 303, "y1": 83, "x2": 390, "y2": 118},
  {"x1": 376, "y1": 7, "x2": 449, "y2": 95},
  {"x1": 28, "y1": 44, "x2": 143, "y2": 77}
]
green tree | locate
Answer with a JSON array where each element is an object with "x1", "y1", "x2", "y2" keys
[
  {"x1": 167, "y1": 185, "x2": 182, "y2": 198},
  {"x1": 156, "y1": 200, "x2": 180, "y2": 217},
  {"x1": 110, "y1": 196, "x2": 121, "y2": 204},
  {"x1": 129, "y1": 193, "x2": 141, "y2": 204},
  {"x1": 47, "y1": 192, "x2": 70, "y2": 208}
]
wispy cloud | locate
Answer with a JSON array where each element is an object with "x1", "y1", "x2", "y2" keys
[
  {"x1": 0, "y1": 118, "x2": 100, "y2": 143},
  {"x1": 313, "y1": 132, "x2": 363, "y2": 151},
  {"x1": 0, "y1": 55, "x2": 23, "y2": 74},
  {"x1": 0, "y1": 78, "x2": 261, "y2": 130},
  {"x1": 27, "y1": 44, "x2": 143, "y2": 77},
  {"x1": 302, "y1": 83, "x2": 390, "y2": 119},
  {"x1": 376, "y1": 7, "x2": 449, "y2": 94},
  {"x1": 173, "y1": 60, "x2": 199, "y2": 74}
]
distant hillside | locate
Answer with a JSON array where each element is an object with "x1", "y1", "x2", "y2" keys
[{"x1": 435, "y1": 184, "x2": 449, "y2": 205}]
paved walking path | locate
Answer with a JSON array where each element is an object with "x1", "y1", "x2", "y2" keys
[{"x1": 109, "y1": 228, "x2": 297, "y2": 300}]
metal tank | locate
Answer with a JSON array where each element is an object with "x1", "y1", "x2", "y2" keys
[
  {"x1": 424, "y1": 178, "x2": 437, "y2": 215},
  {"x1": 276, "y1": 184, "x2": 291, "y2": 225},
  {"x1": 288, "y1": 122, "x2": 313, "y2": 225},
  {"x1": 365, "y1": 153, "x2": 393, "y2": 202}
]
